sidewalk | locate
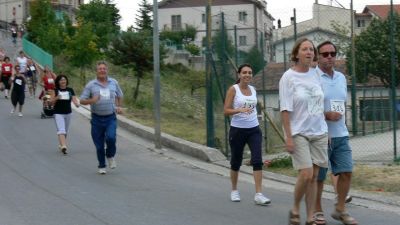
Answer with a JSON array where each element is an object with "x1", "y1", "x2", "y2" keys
[{"x1": 74, "y1": 105, "x2": 400, "y2": 215}]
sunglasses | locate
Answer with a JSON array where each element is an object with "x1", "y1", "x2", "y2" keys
[{"x1": 319, "y1": 51, "x2": 337, "y2": 58}]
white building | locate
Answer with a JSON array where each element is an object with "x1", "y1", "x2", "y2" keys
[
  {"x1": 158, "y1": 0, "x2": 274, "y2": 61},
  {"x1": 272, "y1": 2, "x2": 352, "y2": 63}
]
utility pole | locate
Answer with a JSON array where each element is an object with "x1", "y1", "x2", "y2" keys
[
  {"x1": 293, "y1": 8, "x2": 297, "y2": 41},
  {"x1": 153, "y1": 0, "x2": 162, "y2": 149},
  {"x1": 350, "y1": 0, "x2": 357, "y2": 136},
  {"x1": 389, "y1": 0, "x2": 397, "y2": 159},
  {"x1": 205, "y1": 0, "x2": 215, "y2": 147}
]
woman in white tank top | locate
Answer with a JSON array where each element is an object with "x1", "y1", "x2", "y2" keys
[{"x1": 223, "y1": 63, "x2": 271, "y2": 206}]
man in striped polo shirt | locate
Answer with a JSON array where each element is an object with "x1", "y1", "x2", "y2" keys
[{"x1": 80, "y1": 61, "x2": 123, "y2": 174}]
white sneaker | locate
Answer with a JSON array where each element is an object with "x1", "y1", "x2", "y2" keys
[
  {"x1": 107, "y1": 157, "x2": 116, "y2": 169},
  {"x1": 18, "y1": 112, "x2": 23, "y2": 117},
  {"x1": 230, "y1": 190, "x2": 241, "y2": 202},
  {"x1": 254, "y1": 193, "x2": 271, "y2": 205},
  {"x1": 98, "y1": 168, "x2": 107, "y2": 174},
  {"x1": 10, "y1": 109, "x2": 14, "y2": 114}
]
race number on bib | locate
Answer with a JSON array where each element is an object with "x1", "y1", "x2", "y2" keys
[
  {"x1": 59, "y1": 91, "x2": 70, "y2": 100},
  {"x1": 15, "y1": 79, "x2": 22, "y2": 85},
  {"x1": 99, "y1": 88, "x2": 111, "y2": 100},
  {"x1": 330, "y1": 100, "x2": 345, "y2": 115}
]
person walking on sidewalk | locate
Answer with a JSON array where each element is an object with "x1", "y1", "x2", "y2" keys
[
  {"x1": 50, "y1": 75, "x2": 80, "y2": 155},
  {"x1": 10, "y1": 65, "x2": 26, "y2": 117},
  {"x1": 25, "y1": 58, "x2": 38, "y2": 98},
  {"x1": 314, "y1": 41, "x2": 358, "y2": 225},
  {"x1": 223, "y1": 63, "x2": 271, "y2": 206},
  {"x1": 80, "y1": 61, "x2": 123, "y2": 175},
  {"x1": 279, "y1": 38, "x2": 328, "y2": 225}
]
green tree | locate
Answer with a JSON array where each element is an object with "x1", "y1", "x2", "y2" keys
[
  {"x1": 212, "y1": 26, "x2": 235, "y2": 61},
  {"x1": 108, "y1": 30, "x2": 154, "y2": 101},
  {"x1": 160, "y1": 25, "x2": 199, "y2": 55},
  {"x1": 243, "y1": 46, "x2": 266, "y2": 75},
  {"x1": 134, "y1": 0, "x2": 152, "y2": 32},
  {"x1": 64, "y1": 21, "x2": 100, "y2": 85},
  {"x1": 77, "y1": 0, "x2": 121, "y2": 50},
  {"x1": 27, "y1": 0, "x2": 65, "y2": 55},
  {"x1": 346, "y1": 15, "x2": 400, "y2": 86}
]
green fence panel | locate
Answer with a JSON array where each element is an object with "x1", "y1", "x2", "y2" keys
[{"x1": 22, "y1": 36, "x2": 53, "y2": 70}]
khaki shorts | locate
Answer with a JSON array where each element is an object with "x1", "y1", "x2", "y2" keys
[{"x1": 291, "y1": 133, "x2": 328, "y2": 170}]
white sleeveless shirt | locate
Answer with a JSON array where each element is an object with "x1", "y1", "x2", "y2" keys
[{"x1": 231, "y1": 84, "x2": 259, "y2": 128}]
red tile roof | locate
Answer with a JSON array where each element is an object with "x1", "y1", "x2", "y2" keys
[{"x1": 362, "y1": 4, "x2": 400, "y2": 19}]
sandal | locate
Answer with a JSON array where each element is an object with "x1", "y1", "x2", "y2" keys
[
  {"x1": 331, "y1": 209, "x2": 358, "y2": 225},
  {"x1": 289, "y1": 210, "x2": 300, "y2": 225},
  {"x1": 313, "y1": 212, "x2": 326, "y2": 225}
]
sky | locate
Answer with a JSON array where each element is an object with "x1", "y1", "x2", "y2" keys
[{"x1": 109, "y1": 0, "x2": 400, "y2": 30}]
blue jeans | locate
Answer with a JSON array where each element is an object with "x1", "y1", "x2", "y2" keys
[{"x1": 91, "y1": 113, "x2": 117, "y2": 168}]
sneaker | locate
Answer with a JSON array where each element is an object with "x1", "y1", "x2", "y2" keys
[
  {"x1": 60, "y1": 145, "x2": 67, "y2": 154},
  {"x1": 10, "y1": 109, "x2": 14, "y2": 114},
  {"x1": 254, "y1": 193, "x2": 271, "y2": 205},
  {"x1": 98, "y1": 168, "x2": 107, "y2": 174},
  {"x1": 230, "y1": 190, "x2": 241, "y2": 202},
  {"x1": 18, "y1": 112, "x2": 23, "y2": 117},
  {"x1": 107, "y1": 157, "x2": 116, "y2": 169}
]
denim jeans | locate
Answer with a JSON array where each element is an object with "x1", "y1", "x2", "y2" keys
[{"x1": 91, "y1": 113, "x2": 117, "y2": 168}]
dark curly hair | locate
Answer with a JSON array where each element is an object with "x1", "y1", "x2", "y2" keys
[{"x1": 55, "y1": 74, "x2": 69, "y2": 89}]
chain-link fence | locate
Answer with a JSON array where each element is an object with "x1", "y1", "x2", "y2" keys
[{"x1": 205, "y1": 1, "x2": 399, "y2": 162}]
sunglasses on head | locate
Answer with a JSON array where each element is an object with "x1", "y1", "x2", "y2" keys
[{"x1": 319, "y1": 51, "x2": 337, "y2": 58}]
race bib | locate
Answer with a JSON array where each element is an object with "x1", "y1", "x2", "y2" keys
[
  {"x1": 4, "y1": 66, "x2": 10, "y2": 72},
  {"x1": 47, "y1": 78, "x2": 54, "y2": 84},
  {"x1": 99, "y1": 88, "x2": 110, "y2": 100},
  {"x1": 30, "y1": 66, "x2": 36, "y2": 71},
  {"x1": 15, "y1": 79, "x2": 22, "y2": 85},
  {"x1": 58, "y1": 91, "x2": 70, "y2": 100},
  {"x1": 330, "y1": 100, "x2": 345, "y2": 115}
]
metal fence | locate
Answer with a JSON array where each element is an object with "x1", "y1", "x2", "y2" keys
[{"x1": 205, "y1": 1, "x2": 399, "y2": 162}]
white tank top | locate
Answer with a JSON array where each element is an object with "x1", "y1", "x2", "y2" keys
[{"x1": 231, "y1": 84, "x2": 259, "y2": 128}]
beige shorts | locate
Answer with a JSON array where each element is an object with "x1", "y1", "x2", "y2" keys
[{"x1": 291, "y1": 133, "x2": 328, "y2": 170}]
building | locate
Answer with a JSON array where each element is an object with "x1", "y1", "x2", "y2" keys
[
  {"x1": 158, "y1": 0, "x2": 274, "y2": 64},
  {"x1": 355, "y1": 4, "x2": 400, "y2": 34},
  {"x1": 272, "y1": 2, "x2": 351, "y2": 63},
  {"x1": 0, "y1": 0, "x2": 83, "y2": 29}
]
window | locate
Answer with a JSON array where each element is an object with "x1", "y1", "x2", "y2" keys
[
  {"x1": 202, "y1": 14, "x2": 205, "y2": 23},
  {"x1": 239, "y1": 36, "x2": 247, "y2": 46},
  {"x1": 171, "y1": 15, "x2": 182, "y2": 31},
  {"x1": 239, "y1": 11, "x2": 247, "y2": 22},
  {"x1": 357, "y1": 19, "x2": 365, "y2": 27}
]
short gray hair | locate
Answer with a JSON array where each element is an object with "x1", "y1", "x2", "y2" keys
[{"x1": 96, "y1": 60, "x2": 108, "y2": 68}]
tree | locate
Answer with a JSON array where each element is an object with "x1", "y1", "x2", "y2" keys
[
  {"x1": 64, "y1": 21, "x2": 100, "y2": 85},
  {"x1": 27, "y1": 0, "x2": 66, "y2": 55},
  {"x1": 212, "y1": 26, "x2": 235, "y2": 61},
  {"x1": 108, "y1": 30, "x2": 154, "y2": 101},
  {"x1": 346, "y1": 15, "x2": 400, "y2": 87},
  {"x1": 160, "y1": 25, "x2": 200, "y2": 55},
  {"x1": 243, "y1": 46, "x2": 266, "y2": 75},
  {"x1": 134, "y1": 0, "x2": 152, "y2": 32},
  {"x1": 77, "y1": 0, "x2": 121, "y2": 50}
]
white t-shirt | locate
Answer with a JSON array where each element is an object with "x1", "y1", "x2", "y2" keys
[
  {"x1": 279, "y1": 68, "x2": 327, "y2": 136},
  {"x1": 231, "y1": 84, "x2": 259, "y2": 128},
  {"x1": 16, "y1": 56, "x2": 28, "y2": 73}
]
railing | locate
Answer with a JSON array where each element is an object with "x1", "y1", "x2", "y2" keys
[{"x1": 22, "y1": 36, "x2": 53, "y2": 70}]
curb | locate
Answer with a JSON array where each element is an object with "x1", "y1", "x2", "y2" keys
[{"x1": 75, "y1": 105, "x2": 226, "y2": 163}]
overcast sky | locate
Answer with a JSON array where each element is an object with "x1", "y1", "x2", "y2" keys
[{"x1": 110, "y1": 0, "x2": 399, "y2": 30}]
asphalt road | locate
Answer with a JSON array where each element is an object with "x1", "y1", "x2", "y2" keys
[
  {"x1": 0, "y1": 91, "x2": 399, "y2": 225},
  {"x1": 1, "y1": 29, "x2": 400, "y2": 225}
]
